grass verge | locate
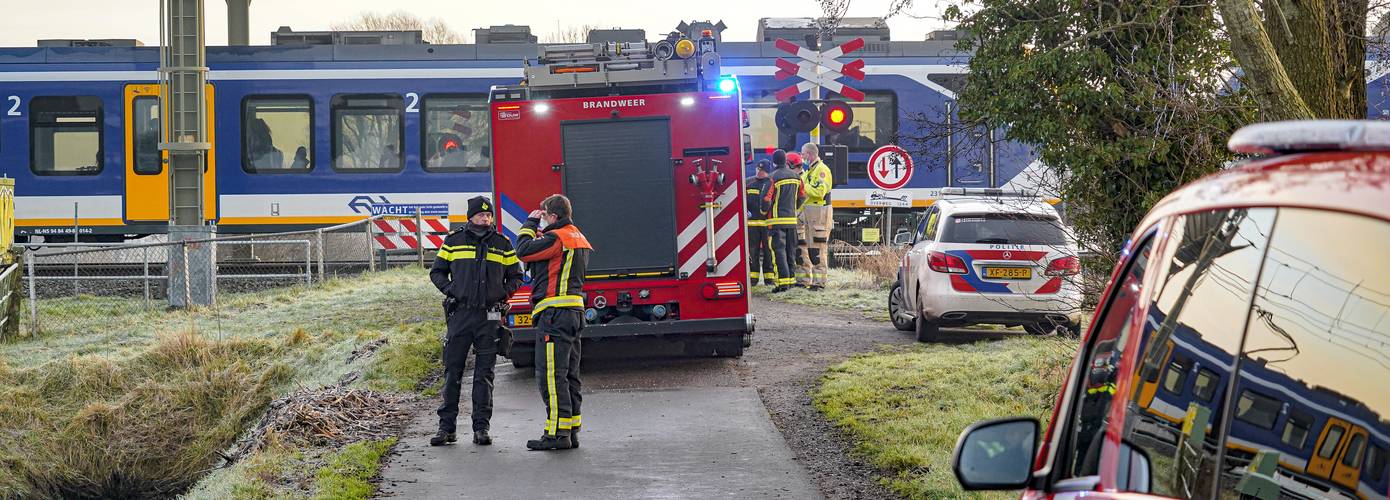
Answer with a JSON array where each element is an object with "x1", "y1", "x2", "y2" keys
[
  {"x1": 311, "y1": 438, "x2": 398, "y2": 500},
  {"x1": 753, "y1": 268, "x2": 891, "y2": 321},
  {"x1": 814, "y1": 336, "x2": 1078, "y2": 499},
  {"x1": 0, "y1": 267, "x2": 445, "y2": 498}
]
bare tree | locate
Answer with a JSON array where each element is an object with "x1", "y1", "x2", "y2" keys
[
  {"x1": 544, "y1": 24, "x2": 600, "y2": 43},
  {"x1": 332, "y1": 11, "x2": 466, "y2": 44}
]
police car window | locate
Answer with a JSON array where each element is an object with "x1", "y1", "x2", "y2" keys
[
  {"x1": 30, "y1": 96, "x2": 103, "y2": 176},
  {"x1": 422, "y1": 94, "x2": 489, "y2": 172},
  {"x1": 244, "y1": 96, "x2": 313, "y2": 172},
  {"x1": 1118, "y1": 208, "x2": 1275, "y2": 498},
  {"x1": 332, "y1": 94, "x2": 403, "y2": 172},
  {"x1": 1220, "y1": 207, "x2": 1390, "y2": 499},
  {"x1": 1060, "y1": 233, "x2": 1152, "y2": 481},
  {"x1": 941, "y1": 213, "x2": 1066, "y2": 246}
]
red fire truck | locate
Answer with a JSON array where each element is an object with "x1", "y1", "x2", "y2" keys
[{"x1": 489, "y1": 33, "x2": 753, "y2": 366}]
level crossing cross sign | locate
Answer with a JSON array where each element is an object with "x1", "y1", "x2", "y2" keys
[
  {"x1": 867, "y1": 145, "x2": 913, "y2": 191},
  {"x1": 773, "y1": 37, "x2": 866, "y2": 102}
]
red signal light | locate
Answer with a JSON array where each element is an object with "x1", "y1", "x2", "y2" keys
[{"x1": 821, "y1": 100, "x2": 854, "y2": 133}]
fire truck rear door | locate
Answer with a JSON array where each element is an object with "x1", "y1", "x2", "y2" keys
[{"x1": 561, "y1": 118, "x2": 677, "y2": 275}]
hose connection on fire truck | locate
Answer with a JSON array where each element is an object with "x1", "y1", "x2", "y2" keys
[{"x1": 489, "y1": 30, "x2": 752, "y2": 366}]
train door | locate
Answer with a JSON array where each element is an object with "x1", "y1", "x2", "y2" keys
[
  {"x1": 1309, "y1": 416, "x2": 1368, "y2": 492},
  {"x1": 122, "y1": 84, "x2": 216, "y2": 224}
]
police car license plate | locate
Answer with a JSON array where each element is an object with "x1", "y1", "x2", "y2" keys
[
  {"x1": 510, "y1": 314, "x2": 532, "y2": 327},
  {"x1": 984, "y1": 267, "x2": 1032, "y2": 280}
]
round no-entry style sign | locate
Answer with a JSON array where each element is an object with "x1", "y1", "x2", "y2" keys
[{"x1": 867, "y1": 145, "x2": 913, "y2": 190}]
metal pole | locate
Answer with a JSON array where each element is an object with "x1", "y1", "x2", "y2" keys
[
  {"x1": 415, "y1": 208, "x2": 425, "y2": 268},
  {"x1": 26, "y1": 253, "x2": 37, "y2": 336},
  {"x1": 304, "y1": 240, "x2": 311, "y2": 286},
  {"x1": 143, "y1": 246, "x2": 151, "y2": 310},
  {"x1": 316, "y1": 228, "x2": 325, "y2": 283},
  {"x1": 72, "y1": 202, "x2": 78, "y2": 296},
  {"x1": 365, "y1": 217, "x2": 376, "y2": 272},
  {"x1": 182, "y1": 242, "x2": 191, "y2": 308}
]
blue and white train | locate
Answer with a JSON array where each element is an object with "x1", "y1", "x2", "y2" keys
[{"x1": 0, "y1": 27, "x2": 1043, "y2": 242}]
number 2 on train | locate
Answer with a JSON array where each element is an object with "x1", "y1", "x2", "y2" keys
[{"x1": 5, "y1": 96, "x2": 18, "y2": 116}]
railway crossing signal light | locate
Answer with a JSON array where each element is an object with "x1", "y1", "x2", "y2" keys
[
  {"x1": 775, "y1": 100, "x2": 855, "y2": 135},
  {"x1": 775, "y1": 101, "x2": 820, "y2": 134},
  {"x1": 821, "y1": 100, "x2": 854, "y2": 134}
]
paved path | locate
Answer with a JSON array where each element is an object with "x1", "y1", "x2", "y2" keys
[{"x1": 378, "y1": 368, "x2": 821, "y2": 499}]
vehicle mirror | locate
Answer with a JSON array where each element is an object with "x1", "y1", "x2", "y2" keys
[
  {"x1": 1116, "y1": 439, "x2": 1152, "y2": 493},
  {"x1": 953, "y1": 417, "x2": 1039, "y2": 490},
  {"x1": 893, "y1": 231, "x2": 914, "y2": 246}
]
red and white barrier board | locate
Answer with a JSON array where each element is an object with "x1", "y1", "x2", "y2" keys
[{"x1": 373, "y1": 217, "x2": 450, "y2": 250}]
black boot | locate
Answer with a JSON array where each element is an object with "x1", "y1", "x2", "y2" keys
[
  {"x1": 473, "y1": 430, "x2": 492, "y2": 446},
  {"x1": 771, "y1": 285, "x2": 789, "y2": 293},
  {"x1": 526, "y1": 434, "x2": 573, "y2": 451},
  {"x1": 570, "y1": 428, "x2": 579, "y2": 449},
  {"x1": 429, "y1": 430, "x2": 457, "y2": 446}
]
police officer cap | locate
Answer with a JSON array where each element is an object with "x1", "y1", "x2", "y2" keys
[
  {"x1": 771, "y1": 149, "x2": 787, "y2": 167},
  {"x1": 755, "y1": 159, "x2": 772, "y2": 172},
  {"x1": 467, "y1": 196, "x2": 494, "y2": 219}
]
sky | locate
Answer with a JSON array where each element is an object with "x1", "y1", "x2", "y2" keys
[{"x1": 0, "y1": 0, "x2": 955, "y2": 47}]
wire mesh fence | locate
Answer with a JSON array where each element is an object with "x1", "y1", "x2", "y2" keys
[{"x1": 11, "y1": 215, "x2": 434, "y2": 338}]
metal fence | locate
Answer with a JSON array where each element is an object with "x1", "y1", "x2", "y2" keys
[{"x1": 12, "y1": 214, "x2": 440, "y2": 338}]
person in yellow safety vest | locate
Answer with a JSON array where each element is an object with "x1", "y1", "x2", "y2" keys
[
  {"x1": 798, "y1": 143, "x2": 834, "y2": 291},
  {"x1": 786, "y1": 152, "x2": 811, "y2": 287},
  {"x1": 744, "y1": 160, "x2": 776, "y2": 286},
  {"x1": 763, "y1": 150, "x2": 805, "y2": 293}
]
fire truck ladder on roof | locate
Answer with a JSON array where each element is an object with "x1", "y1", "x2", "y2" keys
[{"x1": 524, "y1": 36, "x2": 723, "y2": 90}]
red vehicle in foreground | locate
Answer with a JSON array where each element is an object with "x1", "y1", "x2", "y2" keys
[
  {"x1": 488, "y1": 36, "x2": 752, "y2": 367},
  {"x1": 953, "y1": 120, "x2": 1390, "y2": 499}
]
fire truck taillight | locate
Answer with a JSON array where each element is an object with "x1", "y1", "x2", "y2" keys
[{"x1": 703, "y1": 281, "x2": 745, "y2": 299}]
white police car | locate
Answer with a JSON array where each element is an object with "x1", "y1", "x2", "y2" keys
[{"x1": 889, "y1": 188, "x2": 1083, "y2": 342}]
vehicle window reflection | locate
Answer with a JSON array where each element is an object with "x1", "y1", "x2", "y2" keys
[
  {"x1": 1221, "y1": 208, "x2": 1390, "y2": 499},
  {"x1": 1118, "y1": 208, "x2": 1275, "y2": 498}
]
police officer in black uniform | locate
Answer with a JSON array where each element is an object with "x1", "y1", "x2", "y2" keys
[
  {"x1": 745, "y1": 159, "x2": 775, "y2": 286},
  {"x1": 428, "y1": 196, "x2": 523, "y2": 447},
  {"x1": 764, "y1": 150, "x2": 805, "y2": 293}
]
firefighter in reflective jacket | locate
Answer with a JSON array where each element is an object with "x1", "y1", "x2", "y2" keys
[
  {"x1": 799, "y1": 143, "x2": 834, "y2": 291},
  {"x1": 516, "y1": 194, "x2": 592, "y2": 451},
  {"x1": 763, "y1": 150, "x2": 805, "y2": 293},
  {"x1": 745, "y1": 159, "x2": 775, "y2": 286},
  {"x1": 428, "y1": 196, "x2": 523, "y2": 447}
]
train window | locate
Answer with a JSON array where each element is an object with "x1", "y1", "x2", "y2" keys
[
  {"x1": 1320, "y1": 425, "x2": 1347, "y2": 459},
  {"x1": 1369, "y1": 445, "x2": 1389, "y2": 484},
  {"x1": 1191, "y1": 368, "x2": 1218, "y2": 403},
  {"x1": 243, "y1": 96, "x2": 313, "y2": 172},
  {"x1": 1281, "y1": 410, "x2": 1313, "y2": 448},
  {"x1": 332, "y1": 94, "x2": 403, "y2": 172},
  {"x1": 740, "y1": 89, "x2": 782, "y2": 152},
  {"x1": 1234, "y1": 390, "x2": 1280, "y2": 430},
  {"x1": 1160, "y1": 354, "x2": 1189, "y2": 394},
  {"x1": 1344, "y1": 434, "x2": 1367, "y2": 468},
  {"x1": 422, "y1": 94, "x2": 489, "y2": 172},
  {"x1": 1118, "y1": 208, "x2": 1276, "y2": 498},
  {"x1": 1222, "y1": 208, "x2": 1390, "y2": 497},
  {"x1": 30, "y1": 96, "x2": 103, "y2": 175},
  {"x1": 824, "y1": 89, "x2": 896, "y2": 154},
  {"x1": 132, "y1": 97, "x2": 161, "y2": 175},
  {"x1": 1058, "y1": 234, "x2": 1153, "y2": 481}
]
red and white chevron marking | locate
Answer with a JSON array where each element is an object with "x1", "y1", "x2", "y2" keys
[
  {"x1": 676, "y1": 184, "x2": 744, "y2": 278},
  {"x1": 771, "y1": 37, "x2": 867, "y2": 102},
  {"x1": 373, "y1": 217, "x2": 450, "y2": 250}
]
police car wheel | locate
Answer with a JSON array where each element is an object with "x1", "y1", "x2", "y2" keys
[{"x1": 889, "y1": 283, "x2": 914, "y2": 332}]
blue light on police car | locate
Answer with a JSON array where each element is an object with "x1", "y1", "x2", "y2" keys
[{"x1": 716, "y1": 77, "x2": 737, "y2": 94}]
